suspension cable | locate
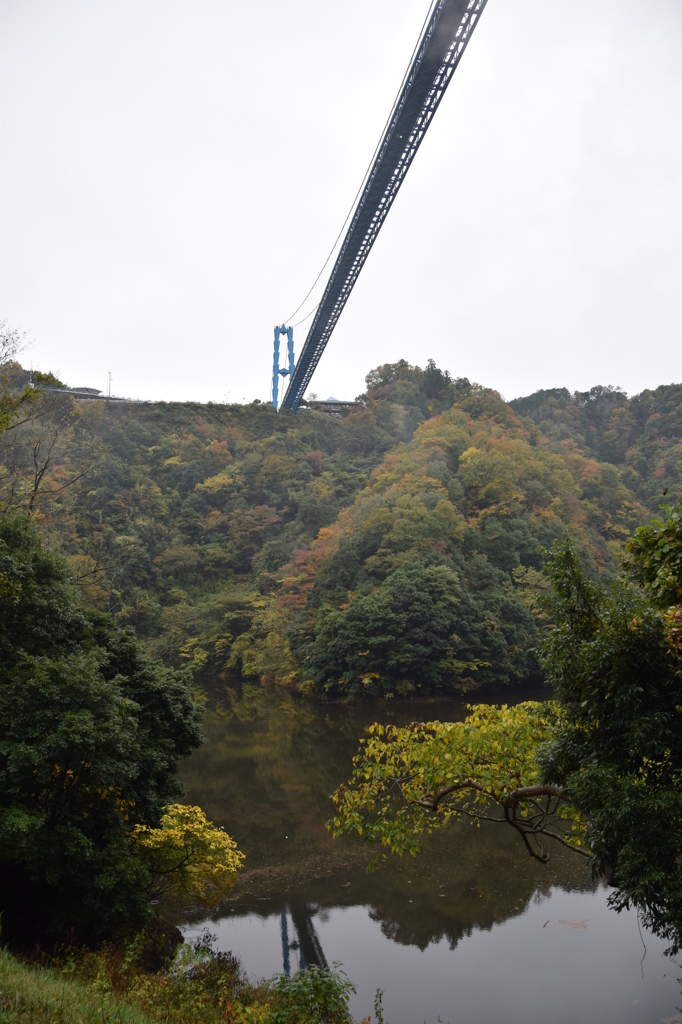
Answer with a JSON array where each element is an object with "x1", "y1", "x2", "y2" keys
[
  {"x1": 288, "y1": 304, "x2": 320, "y2": 330},
  {"x1": 282, "y1": 0, "x2": 441, "y2": 327}
]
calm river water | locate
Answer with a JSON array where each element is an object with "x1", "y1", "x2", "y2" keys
[{"x1": 177, "y1": 683, "x2": 681, "y2": 1024}]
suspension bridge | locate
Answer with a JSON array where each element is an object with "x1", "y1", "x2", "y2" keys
[{"x1": 271, "y1": 0, "x2": 489, "y2": 411}]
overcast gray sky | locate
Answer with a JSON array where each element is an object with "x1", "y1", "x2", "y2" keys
[{"x1": 1, "y1": 0, "x2": 681, "y2": 404}]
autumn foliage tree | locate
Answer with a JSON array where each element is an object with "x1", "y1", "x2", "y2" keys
[
  {"x1": 131, "y1": 804, "x2": 244, "y2": 907},
  {"x1": 329, "y1": 701, "x2": 585, "y2": 864}
]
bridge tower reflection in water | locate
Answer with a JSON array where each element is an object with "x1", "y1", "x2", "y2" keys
[{"x1": 280, "y1": 905, "x2": 328, "y2": 975}]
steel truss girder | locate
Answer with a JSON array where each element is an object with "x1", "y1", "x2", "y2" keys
[{"x1": 281, "y1": 0, "x2": 489, "y2": 412}]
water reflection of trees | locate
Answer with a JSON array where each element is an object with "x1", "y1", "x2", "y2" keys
[
  {"x1": 179, "y1": 683, "x2": 595, "y2": 956},
  {"x1": 179, "y1": 683, "x2": 472, "y2": 870},
  {"x1": 364, "y1": 873, "x2": 596, "y2": 952}
]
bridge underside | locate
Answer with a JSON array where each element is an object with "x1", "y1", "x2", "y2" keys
[{"x1": 281, "y1": 0, "x2": 488, "y2": 412}]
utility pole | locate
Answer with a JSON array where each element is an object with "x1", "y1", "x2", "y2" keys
[{"x1": 107, "y1": 371, "x2": 112, "y2": 397}]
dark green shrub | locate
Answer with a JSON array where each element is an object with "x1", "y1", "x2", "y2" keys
[{"x1": 0, "y1": 514, "x2": 203, "y2": 942}]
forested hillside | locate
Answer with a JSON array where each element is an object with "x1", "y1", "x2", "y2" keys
[
  {"x1": 509, "y1": 384, "x2": 682, "y2": 506},
  {"x1": 4, "y1": 358, "x2": 681, "y2": 698}
]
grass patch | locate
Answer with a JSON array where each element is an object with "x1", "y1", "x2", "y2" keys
[
  {"x1": 0, "y1": 947, "x2": 146, "y2": 1023},
  {"x1": 0, "y1": 930, "x2": 356, "y2": 1024}
]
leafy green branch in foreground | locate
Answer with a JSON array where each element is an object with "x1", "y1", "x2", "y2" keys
[{"x1": 329, "y1": 702, "x2": 586, "y2": 865}]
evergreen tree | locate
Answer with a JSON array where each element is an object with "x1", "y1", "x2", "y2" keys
[{"x1": 0, "y1": 513, "x2": 203, "y2": 941}]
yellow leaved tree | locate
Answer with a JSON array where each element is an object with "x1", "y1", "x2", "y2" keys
[
  {"x1": 131, "y1": 804, "x2": 244, "y2": 909},
  {"x1": 329, "y1": 702, "x2": 587, "y2": 865}
]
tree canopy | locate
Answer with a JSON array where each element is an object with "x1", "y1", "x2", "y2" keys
[{"x1": 2, "y1": 355, "x2": 682, "y2": 698}]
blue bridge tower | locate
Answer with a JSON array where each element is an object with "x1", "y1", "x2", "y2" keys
[{"x1": 272, "y1": 325, "x2": 294, "y2": 409}]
